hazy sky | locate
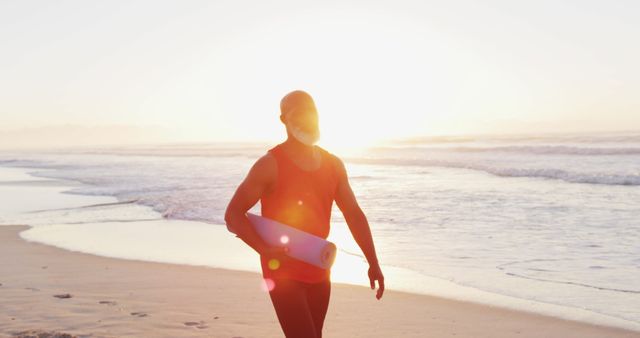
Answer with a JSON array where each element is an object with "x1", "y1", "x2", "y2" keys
[{"x1": 1, "y1": 0, "x2": 639, "y2": 146}]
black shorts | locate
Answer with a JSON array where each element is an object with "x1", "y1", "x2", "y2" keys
[{"x1": 267, "y1": 277, "x2": 331, "y2": 338}]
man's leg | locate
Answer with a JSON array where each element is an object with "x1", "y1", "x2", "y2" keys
[
  {"x1": 306, "y1": 278, "x2": 331, "y2": 338},
  {"x1": 268, "y1": 278, "x2": 317, "y2": 338}
]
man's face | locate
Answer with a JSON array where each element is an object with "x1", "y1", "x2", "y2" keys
[
  {"x1": 285, "y1": 108, "x2": 319, "y2": 135},
  {"x1": 284, "y1": 108, "x2": 320, "y2": 145}
]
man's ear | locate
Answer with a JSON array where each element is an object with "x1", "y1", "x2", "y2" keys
[{"x1": 279, "y1": 114, "x2": 286, "y2": 124}]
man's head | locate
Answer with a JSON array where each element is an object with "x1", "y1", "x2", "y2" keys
[{"x1": 279, "y1": 90, "x2": 320, "y2": 146}]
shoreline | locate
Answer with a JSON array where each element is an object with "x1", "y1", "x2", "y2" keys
[
  {"x1": 1, "y1": 165, "x2": 640, "y2": 335},
  {"x1": 2, "y1": 224, "x2": 639, "y2": 337}
]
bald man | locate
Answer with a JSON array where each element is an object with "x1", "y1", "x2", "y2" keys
[{"x1": 225, "y1": 90, "x2": 384, "y2": 338}]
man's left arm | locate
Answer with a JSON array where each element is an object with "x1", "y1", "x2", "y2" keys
[{"x1": 333, "y1": 156, "x2": 385, "y2": 300}]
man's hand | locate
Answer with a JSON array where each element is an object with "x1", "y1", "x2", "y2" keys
[{"x1": 368, "y1": 263, "x2": 385, "y2": 300}]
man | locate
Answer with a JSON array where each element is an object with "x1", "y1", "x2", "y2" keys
[{"x1": 224, "y1": 90, "x2": 384, "y2": 338}]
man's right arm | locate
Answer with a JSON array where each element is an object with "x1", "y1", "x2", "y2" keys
[{"x1": 224, "y1": 154, "x2": 276, "y2": 255}]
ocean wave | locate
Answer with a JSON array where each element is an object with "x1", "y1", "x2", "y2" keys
[
  {"x1": 347, "y1": 157, "x2": 640, "y2": 186},
  {"x1": 482, "y1": 167, "x2": 640, "y2": 186},
  {"x1": 2, "y1": 144, "x2": 269, "y2": 159},
  {"x1": 392, "y1": 131, "x2": 640, "y2": 145},
  {"x1": 497, "y1": 259, "x2": 640, "y2": 294},
  {"x1": 449, "y1": 145, "x2": 640, "y2": 156},
  {"x1": 377, "y1": 145, "x2": 640, "y2": 156}
]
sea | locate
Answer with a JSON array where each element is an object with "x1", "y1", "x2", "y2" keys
[{"x1": 1, "y1": 130, "x2": 639, "y2": 331}]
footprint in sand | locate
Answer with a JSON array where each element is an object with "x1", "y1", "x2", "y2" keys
[
  {"x1": 98, "y1": 300, "x2": 117, "y2": 306},
  {"x1": 13, "y1": 329, "x2": 77, "y2": 338},
  {"x1": 183, "y1": 320, "x2": 208, "y2": 329},
  {"x1": 53, "y1": 293, "x2": 72, "y2": 299},
  {"x1": 130, "y1": 312, "x2": 148, "y2": 317}
]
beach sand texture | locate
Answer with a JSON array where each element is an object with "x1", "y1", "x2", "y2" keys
[{"x1": 2, "y1": 225, "x2": 639, "y2": 338}]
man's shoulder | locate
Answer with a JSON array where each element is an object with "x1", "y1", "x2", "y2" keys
[
  {"x1": 248, "y1": 151, "x2": 277, "y2": 183},
  {"x1": 317, "y1": 146, "x2": 345, "y2": 174},
  {"x1": 254, "y1": 152, "x2": 277, "y2": 170}
]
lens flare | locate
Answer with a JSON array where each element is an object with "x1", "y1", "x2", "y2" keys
[
  {"x1": 268, "y1": 258, "x2": 280, "y2": 270},
  {"x1": 280, "y1": 235, "x2": 289, "y2": 244},
  {"x1": 261, "y1": 278, "x2": 276, "y2": 292}
]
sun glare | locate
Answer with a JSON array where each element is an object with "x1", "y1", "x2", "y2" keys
[
  {"x1": 318, "y1": 129, "x2": 381, "y2": 154},
  {"x1": 317, "y1": 109, "x2": 392, "y2": 155}
]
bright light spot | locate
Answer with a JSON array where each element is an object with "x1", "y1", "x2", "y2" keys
[
  {"x1": 268, "y1": 258, "x2": 280, "y2": 270},
  {"x1": 280, "y1": 235, "x2": 289, "y2": 244},
  {"x1": 325, "y1": 223, "x2": 372, "y2": 286},
  {"x1": 297, "y1": 200, "x2": 303, "y2": 206},
  {"x1": 261, "y1": 278, "x2": 276, "y2": 292}
]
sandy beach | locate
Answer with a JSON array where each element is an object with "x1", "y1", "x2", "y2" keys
[{"x1": 1, "y1": 225, "x2": 638, "y2": 338}]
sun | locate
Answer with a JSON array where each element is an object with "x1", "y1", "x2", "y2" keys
[
  {"x1": 316, "y1": 111, "x2": 392, "y2": 155},
  {"x1": 318, "y1": 128, "x2": 381, "y2": 153}
]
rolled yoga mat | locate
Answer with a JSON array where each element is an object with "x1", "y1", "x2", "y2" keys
[{"x1": 245, "y1": 212, "x2": 337, "y2": 270}]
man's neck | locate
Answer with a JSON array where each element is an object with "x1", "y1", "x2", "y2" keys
[{"x1": 282, "y1": 137, "x2": 316, "y2": 157}]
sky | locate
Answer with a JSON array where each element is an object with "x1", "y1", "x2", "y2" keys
[{"x1": 1, "y1": 0, "x2": 639, "y2": 148}]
